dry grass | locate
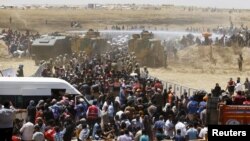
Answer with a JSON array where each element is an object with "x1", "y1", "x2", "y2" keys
[{"x1": 0, "y1": 7, "x2": 250, "y2": 33}]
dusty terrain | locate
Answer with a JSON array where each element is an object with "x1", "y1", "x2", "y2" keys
[
  {"x1": 0, "y1": 40, "x2": 37, "y2": 76},
  {"x1": 1, "y1": 6, "x2": 250, "y2": 91},
  {"x1": 0, "y1": 7, "x2": 250, "y2": 33},
  {"x1": 149, "y1": 45, "x2": 250, "y2": 91}
]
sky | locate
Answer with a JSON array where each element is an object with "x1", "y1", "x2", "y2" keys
[{"x1": 0, "y1": 0, "x2": 250, "y2": 9}]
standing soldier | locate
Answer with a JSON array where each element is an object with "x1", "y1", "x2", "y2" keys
[
  {"x1": 16, "y1": 65, "x2": 24, "y2": 77},
  {"x1": 9, "y1": 16, "x2": 12, "y2": 24},
  {"x1": 48, "y1": 58, "x2": 54, "y2": 71},
  {"x1": 164, "y1": 49, "x2": 168, "y2": 68},
  {"x1": 238, "y1": 54, "x2": 243, "y2": 71}
]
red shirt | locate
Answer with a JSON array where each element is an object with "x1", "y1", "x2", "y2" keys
[
  {"x1": 243, "y1": 100, "x2": 250, "y2": 105},
  {"x1": 234, "y1": 95, "x2": 246, "y2": 105},
  {"x1": 154, "y1": 82, "x2": 163, "y2": 90},
  {"x1": 44, "y1": 128, "x2": 55, "y2": 141},
  {"x1": 87, "y1": 105, "x2": 98, "y2": 120},
  {"x1": 12, "y1": 136, "x2": 21, "y2": 141}
]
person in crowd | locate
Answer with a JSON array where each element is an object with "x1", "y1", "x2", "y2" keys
[
  {"x1": 174, "y1": 129, "x2": 185, "y2": 141},
  {"x1": 12, "y1": 130, "x2": 21, "y2": 141},
  {"x1": 233, "y1": 91, "x2": 246, "y2": 105},
  {"x1": 197, "y1": 97, "x2": 207, "y2": 114},
  {"x1": 154, "y1": 115, "x2": 165, "y2": 134},
  {"x1": 155, "y1": 128, "x2": 168, "y2": 141},
  {"x1": 235, "y1": 78, "x2": 243, "y2": 92},
  {"x1": 186, "y1": 124, "x2": 198, "y2": 140},
  {"x1": 187, "y1": 96, "x2": 198, "y2": 121},
  {"x1": 212, "y1": 83, "x2": 221, "y2": 97},
  {"x1": 16, "y1": 65, "x2": 24, "y2": 77},
  {"x1": 54, "y1": 126, "x2": 63, "y2": 141},
  {"x1": 139, "y1": 129, "x2": 149, "y2": 141},
  {"x1": 79, "y1": 124, "x2": 90, "y2": 141},
  {"x1": 86, "y1": 100, "x2": 101, "y2": 132},
  {"x1": 91, "y1": 118, "x2": 101, "y2": 140},
  {"x1": 20, "y1": 119, "x2": 34, "y2": 141},
  {"x1": 226, "y1": 78, "x2": 235, "y2": 95},
  {"x1": 199, "y1": 124, "x2": 208, "y2": 140},
  {"x1": 27, "y1": 100, "x2": 36, "y2": 124},
  {"x1": 165, "y1": 115, "x2": 174, "y2": 139},
  {"x1": 35, "y1": 117, "x2": 46, "y2": 133},
  {"x1": 62, "y1": 117, "x2": 75, "y2": 141},
  {"x1": 0, "y1": 101, "x2": 15, "y2": 141},
  {"x1": 243, "y1": 95, "x2": 250, "y2": 105},
  {"x1": 32, "y1": 125, "x2": 45, "y2": 141},
  {"x1": 118, "y1": 129, "x2": 133, "y2": 141},
  {"x1": 175, "y1": 117, "x2": 186, "y2": 137},
  {"x1": 44, "y1": 120, "x2": 55, "y2": 141}
]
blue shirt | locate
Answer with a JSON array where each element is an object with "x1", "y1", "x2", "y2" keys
[
  {"x1": 154, "y1": 120, "x2": 165, "y2": 129},
  {"x1": 119, "y1": 89, "x2": 126, "y2": 105},
  {"x1": 92, "y1": 123, "x2": 101, "y2": 140},
  {"x1": 197, "y1": 101, "x2": 206, "y2": 114},
  {"x1": 140, "y1": 135, "x2": 149, "y2": 141},
  {"x1": 175, "y1": 134, "x2": 185, "y2": 141},
  {"x1": 186, "y1": 128, "x2": 198, "y2": 140},
  {"x1": 54, "y1": 132, "x2": 63, "y2": 141},
  {"x1": 187, "y1": 100, "x2": 198, "y2": 114}
]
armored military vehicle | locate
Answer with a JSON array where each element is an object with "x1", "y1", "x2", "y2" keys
[
  {"x1": 128, "y1": 30, "x2": 165, "y2": 67},
  {"x1": 31, "y1": 35, "x2": 71, "y2": 65}
]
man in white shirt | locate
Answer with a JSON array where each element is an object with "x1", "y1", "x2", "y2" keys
[
  {"x1": 175, "y1": 118, "x2": 187, "y2": 137},
  {"x1": 165, "y1": 115, "x2": 174, "y2": 138},
  {"x1": 20, "y1": 120, "x2": 34, "y2": 141},
  {"x1": 107, "y1": 101, "x2": 114, "y2": 119},
  {"x1": 235, "y1": 80, "x2": 243, "y2": 92},
  {"x1": 0, "y1": 101, "x2": 15, "y2": 141},
  {"x1": 118, "y1": 129, "x2": 133, "y2": 141},
  {"x1": 199, "y1": 125, "x2": 208, "y2": 140},
  {"x1": 116, "y1": 110, "x2": 124, "y2": 120},
  {"x1": 79, "y1": 124, "x2": 90, "y2": 141}
]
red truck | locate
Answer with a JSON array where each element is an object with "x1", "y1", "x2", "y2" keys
[{"x1": 218, "y1": 105, "x2": 250, "y2": 125}]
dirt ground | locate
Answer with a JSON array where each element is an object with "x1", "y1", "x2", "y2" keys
[
  {"x1": 149, "y1": 45, "x2": 250, "y2": 91},
  {"x1": 0, "y1": 7, "x2": 250, "y2": 33},
  {"x1": 0, "y1": 40, "x2": 38, "y2": 76},
  {"x1": 1, "y1": 6, "x2": 250, "y2": 92}
]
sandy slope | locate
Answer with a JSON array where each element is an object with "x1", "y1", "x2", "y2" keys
[
  {"x1": 0, "y1": 40, "x2": 38, "y2": 76},
  {"x1": 148, "y1": 45, "x2": 250, "y2": 92}
]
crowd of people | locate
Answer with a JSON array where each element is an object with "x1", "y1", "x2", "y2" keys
[
  {"x1": 1, "y1": 27, "x2": 250, "y2": 141},
  {"x1": 215, "y1": 77, "x2": 250, "y2": 105},
  {"x1": 0, "y1": 47, "x2": 211, "y2": 141},
  {"x1": 2, "y1": 43, "x2": 250, "y2": 141},
  {"x1": 1, "y1": 28, "x2": 40, "y2": 57}
]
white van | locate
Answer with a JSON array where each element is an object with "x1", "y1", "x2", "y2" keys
[{"x1": 0, "y1": 77, "x2": 82, "y2": 108}]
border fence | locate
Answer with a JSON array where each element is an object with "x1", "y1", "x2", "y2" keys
[
  {"x1": 147, "y1": 74, "x2": 200, "y2": 97},
  {"x1": 32, "y1": 63, "x2": 201, "y2": 97}
]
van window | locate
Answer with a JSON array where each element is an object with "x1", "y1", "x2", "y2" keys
[
  {"x1": 0, "y1": 96, "x2": 19, "y2": 108},
  {"x1": 51, "y1": 89, "x2": 66, "y2": 99},
  {"x1": 23, "y1": 96, "x2": 50, "y2": 108}
]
